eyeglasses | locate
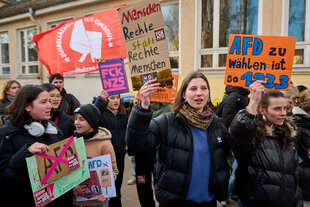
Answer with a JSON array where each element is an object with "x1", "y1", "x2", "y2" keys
[{"x1": 50, "y1": 96, "x2": 61, "y2": 99}]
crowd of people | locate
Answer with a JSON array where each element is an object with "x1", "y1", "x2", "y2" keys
[{"x1": 0, "y1": 71, "x2": 309, "y2": 207}]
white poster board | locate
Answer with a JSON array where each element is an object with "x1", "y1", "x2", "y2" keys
[{"x1": 76, "y1": 154, "x2": 116, "y2": 202}]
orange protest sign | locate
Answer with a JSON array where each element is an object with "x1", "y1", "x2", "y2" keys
[
  {"x1": 137, "y1": 74, "x2": 178, "y2": 103},
  {"x1": 224, "y1": 34, "x2": 296, "y2": 91}
]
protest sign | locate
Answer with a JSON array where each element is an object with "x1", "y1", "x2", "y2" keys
[
  {"x1": 26, "y1": 137, "x2": 90, "y2": 207},
  {"x1": 99, "y1": 58, "x2": 129, "y2": 95},
  {"x1": 35, "y1": 137, "x2": 79, "y2": 184},
  {"x1": 33, "y1": 6, "x2": 127, "y2": 75},
  {"x1": 118, "y1": 0, "x2": 173, "y2": 90},
  {"x1": 224, "y1": 34, "x2": 296, "y2": 91},
  {"x1": 137, "y1": 74, "x2": 178, "y2": 103},
  {"x1": 76, "y1": 154, "x2": 116, "y2": 202}
]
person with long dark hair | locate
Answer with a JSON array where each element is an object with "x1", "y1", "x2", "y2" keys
[
  {"x1": 229, "y1": 81, "x2": 302, "y2": 207},
  {"x1": 126, "y1": 71, "x2": 229, "y2": 207},
  {"x1": 0, "y1": 85, "x2": 72, "y2": 207}
]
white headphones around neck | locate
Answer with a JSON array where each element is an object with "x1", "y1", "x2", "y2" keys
[{"x1": 24, "y1": 122, "x2": 58, "y2": 137}]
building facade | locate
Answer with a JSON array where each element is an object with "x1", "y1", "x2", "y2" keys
[{"x1": 0, "y1": 0, "x2": 308, "y2": 104}]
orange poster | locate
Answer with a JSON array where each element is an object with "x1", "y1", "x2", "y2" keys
[
  {"x1": 137, "y1": 74, "x2": 178, "y2": 103},
  {"x1": 224, "y1": 34, "x2": 296, "y2": 91}
]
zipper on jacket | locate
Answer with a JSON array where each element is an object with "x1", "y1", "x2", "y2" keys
[
  {"x1": 207, "y1": 124, "x2": 215, "y2": 192},
  {"x1": 181, "y1": 119, "x2": 194, "y2": 199},
  {"x1": 279, "y1": 146, "x2": 285, "y2": 192}
]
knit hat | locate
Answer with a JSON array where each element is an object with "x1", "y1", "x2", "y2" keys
[{"x1": 74, "y1": 104, "x2": 101, "y2": 130}]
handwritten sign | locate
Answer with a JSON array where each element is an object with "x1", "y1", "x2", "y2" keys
[
  {"x1": 99, "y1": 58, "x2": 129, "y2": 95},
  {"x1": 26, "y1": 137, "x2": 90, "y2": 207},
  {"x1": 118, "y1": 0, "x2": 173, "y2": 90},
  {"x1": 137, "y1": 74, "x2": 178, "y2": 103},
  {"x1": 224, "y1": 34, "x2": 296, "y2": 91},
  {"x1": 76, "y1": 154, "x2": 116, "y2": 202},
  {"x1": 36, "y1": 137, "x2": 79, "y2": 184}
]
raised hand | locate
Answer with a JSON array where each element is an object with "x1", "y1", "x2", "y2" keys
[
  {"x1": 140, "y1": 79, "x2": 160, "y2": 109},
  {"x1": 247, "y1": 80, "x2": 267, "y2": 115},
  {"x1": 99, "y1": 90, "x2": 109, "y2": 101}
]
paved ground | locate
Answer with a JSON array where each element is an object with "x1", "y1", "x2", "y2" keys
[{"x1": 121, "y1": 155, "x2": 238, "y2": 207}]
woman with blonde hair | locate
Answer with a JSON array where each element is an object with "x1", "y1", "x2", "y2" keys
[
  {"x1": 292, "y1": 88, "x2": 310, "y2": 207},
  {"x1": 0, "y1": 80, "x2": 21, "y2": 116}
]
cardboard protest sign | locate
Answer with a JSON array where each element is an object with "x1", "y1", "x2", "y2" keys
[
  {"x1": 224, "y1": 34, "x2": 296, "y2": 91},
  {"x1": 118, "y1": 0, "x2": 173, "y2": 91},
  {"x1": 137, "y1": 74, "x2": 178, "y2": 103},
  {"x1": 33, "y1": 6, "x2": 127, "y2": 75},
  {"x1": 26, "y1": 137, "x2": 90, "y2": 207},
  {"x1": 35, "y1": 137, "x2": 79, "y2": 184},
  {"x1": 76, "y1": 154, "x2": 116, "y2": 202},
  {"x1": 98, "y1": 58, "x2": 129, "y2": 95}
]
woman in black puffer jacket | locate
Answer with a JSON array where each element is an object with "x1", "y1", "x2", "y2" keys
[
  {"x1": 292, "y1": 88, "x2": 310, "y2": 207},
  {"x1": 229, "y1": 81, "x2": 302, "y2": 207},
  {"x1": 126, "y1": 72, "x2": 230, "y2": 207}
]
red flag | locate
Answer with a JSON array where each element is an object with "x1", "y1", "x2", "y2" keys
[{"x1": 33, "y1": 6, "x2": 127, "y2": 75}]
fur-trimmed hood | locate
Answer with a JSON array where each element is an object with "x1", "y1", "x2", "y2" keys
[
  {"x1": 265, "y1": 121, "x2": 297, "y2": 138},
  {"x1": 85, "y1": 127, "x2": 112, "y2": 142}
]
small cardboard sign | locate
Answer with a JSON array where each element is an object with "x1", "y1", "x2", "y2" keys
[
  {"x1": 224, "y1": 34, "x2": 296, "y2": 91},
  {"x1": 118, "y1": 0, "x2": 173, "y2": 90},
  {"x1": 76, "y1": 154, "x2": 116, "y2": 202},
  {"x1": 26, "y1": 137, "x2": 90, "y2": 207},
  {"x1": 137, "y1": 74, "x2": 178, "y2": 103},
  {"x1": 79, "y1": 171, "x2": 102, "y2": 199},
  {"x1": 99, "y1": 58, "x2": 129, "y2": 95},
  {"x1": 35, "y1": 137, "x2": 78, "y2": 184}
]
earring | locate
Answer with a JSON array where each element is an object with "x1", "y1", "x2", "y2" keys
[
  {"x1": 262, "y1": 115, "x2": 266, "y2": 120},
  {"x1": 184, "y1": 99, "x2": 187, "y2": 103}
]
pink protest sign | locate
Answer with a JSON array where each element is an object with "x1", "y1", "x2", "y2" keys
[{"x1": 99, "y1": 58, "x2": 129, "y2": 95}]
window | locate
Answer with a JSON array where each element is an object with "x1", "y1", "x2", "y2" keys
[
  {"x1": 283, "y1": 0, "x2": 309, "y2": 69},
  {"x1": 0, "y1": 32, "x2": 10, "y2": 75},
  {"x1": 198, "y1": 0, "x2": 259, "y2": 71},
  {"x1": 18, "y1": 27, "x2": 38, "y2": 75},
  {"x1": 161, "y1": 1, "x2": 179, "y2": 71},
  {"x1": 46, "y1": 18, "x2": 74, "y2": 29}
]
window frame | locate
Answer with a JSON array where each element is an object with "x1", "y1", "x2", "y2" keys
[
  {"x1": 0, "y1": 31, "x2": 10, "y2": 76},
  {"x1": 160, "y1": 0, "x2": 180, "y2": 72},
  {"x1": 45, "y1": 17, "x2": 74, "y2": 30},
  {"x1": 16, "y1": 26, "x2": 39, "y2": 76},
  {"x1": 195, "y1": 0, "x2": 262, "y2": 72},
  {"x1": 282, "y1": 0, "x2": 310, "y2": 73}
]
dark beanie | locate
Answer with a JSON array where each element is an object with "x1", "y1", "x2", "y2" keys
[{"x1": 74, "y1": 104, "x2": 101, "y2": 130}]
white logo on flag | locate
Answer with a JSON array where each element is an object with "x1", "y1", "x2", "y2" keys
[{"x1": 70, "y1": 20, "x2": 102, "y2": 63}]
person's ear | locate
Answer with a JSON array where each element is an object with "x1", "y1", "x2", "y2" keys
[
  {"x1": 259, "y1": 106, "x2": 266, "y2": 116},
  {"x1": 25, "y1": 104, "x2": 32, "y2": 112}
]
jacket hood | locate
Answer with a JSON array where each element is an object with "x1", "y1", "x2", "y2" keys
[
  {"x1": 86, "y1": 127, "x2": 112, "y2": 142},
  {"x1": 0, "y1": 121, "x2": 23, "y2": 140},
  {"x1": 265, "y1": 121, "x2": 297, "y2": 138},
  {"x1": 225, "y1": 85, "x2": 250, "y2": 96}
]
